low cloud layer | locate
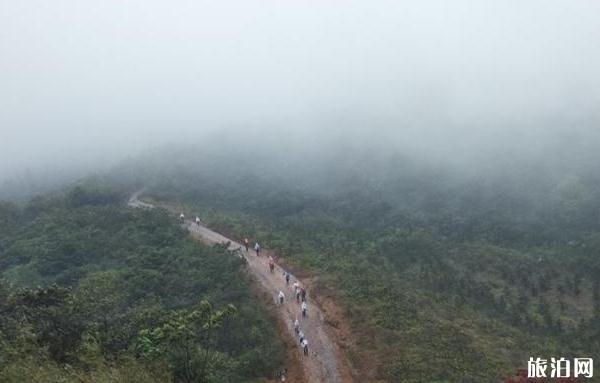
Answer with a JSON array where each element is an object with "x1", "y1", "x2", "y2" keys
[{"x1": 1, "y1": 0, "x2": 599, "y2": 182}]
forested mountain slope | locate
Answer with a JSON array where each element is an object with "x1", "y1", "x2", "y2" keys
[
  {"x1": 113, "y1": 145, "x2": 600, "y2": 382},
  {"x1": 0, "y1": 185, "x2": 283, "y2": 382}
]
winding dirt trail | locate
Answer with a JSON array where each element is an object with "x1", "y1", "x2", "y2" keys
[{"x1": 128, "y1": 191, "x2": 355, "y2": 383}]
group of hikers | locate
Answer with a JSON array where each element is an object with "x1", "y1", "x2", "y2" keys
[
  {"x1": 283, "y1": 287, "x2": 310, "y2": 356},
  {"x1": 243, "y1": 236, "x2": 311, "y2": 358},
  {"x1": 179, "y1": 213, "x2": 201, "y2": 226},
  {"x1": 178, "y1": 212, "x2": 313, "y2": 364},
  {"x1": 278, "y1": 271, "x2": 310, "y2": 357},
  {"x1": 242, "y1": 237, "x2": 263, "y2": 256}
]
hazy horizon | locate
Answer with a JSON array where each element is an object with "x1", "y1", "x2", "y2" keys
[{"x1": 2, "y1": 0, "x2": 599, "y2": 184}]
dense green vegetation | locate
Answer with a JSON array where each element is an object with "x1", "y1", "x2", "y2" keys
[
  {"x1": 3, "y1": 142, "x2": 599, "y2": 382},
  {"x1": 0, "y1": 185, "x2": 283, "y2": 382},
  {"x1": 119, "y1": 146, "x2": 600, "y2": 382}
]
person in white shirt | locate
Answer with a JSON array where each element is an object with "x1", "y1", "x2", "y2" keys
[
  {"x1": 294, "y1": 318, "x2": 300, "y2": 334},
  {"x1": 254, "y1": 242, "x2": 261, "y2": 256},
  {"x1": 179, "y1": 213, "x2": 185, "y2": 222},
  {"x1": 195, "y1": 216, "x2": 201, "y2": 226},
  {"x1": 278, "y1": 290, "x2": 285, "y2": 305},
  {"x1": 302, "y1": 339, "x2": 309, "y2": 356},
  {"x1": 298, "y1": 330, "x2": 304, "y2": 344},
  {"x1": 301, "y1": 301, "x2": 308, "y2": 318}
]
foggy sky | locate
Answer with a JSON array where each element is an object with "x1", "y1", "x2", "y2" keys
[{"x1": 1, "y1": 0, "x2": 599, "y2": 182}]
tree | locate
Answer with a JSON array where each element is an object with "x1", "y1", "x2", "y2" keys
[
  {"x1": 12, "y1": 285, "x2": 84, "y2": 362},
  {"x1": 72, "y1": 271, "x2": 128, "y2": 352},
  {"x1": 136, "y1": 300, "x2": 236, "y2": 383}
]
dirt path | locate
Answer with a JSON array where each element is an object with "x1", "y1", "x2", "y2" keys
[{"x1": 128, "y1": 193, "x2": 355, "y2": 383}]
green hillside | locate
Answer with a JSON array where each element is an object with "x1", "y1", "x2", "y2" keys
[
  {"x1": 0, "y1": 185, "x2": 283, "y2": 383},
  {"x1": 120, "y1": 146, "x2": 600, "y2": 382},
  {"x1": 3, "y1": 145, "x2": 599, "y2": 382}
]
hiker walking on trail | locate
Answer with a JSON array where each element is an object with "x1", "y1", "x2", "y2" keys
[
  {"x1": 277, "y1": 368, "x2": 287, "y2": 382},
  {"x1": 283, "y1": 271, "x2": 290, "y2": 286},
  {"x1": 195, "y1": 216, "x2": 201, "y2": 226},
  {"x1": 298, "y1": 330, "x2": 305, "y2": 344},
  {"x1": 294, "y1": 318, "x2": 300, "y2": 334},
  {"x1": 294, "y1": 283, "x2": 300, "y2": 302},
  {"x1": 269, "y1": 259, "x2": 275, "y2": 273},
  {"x1": 301, "y1": 301, "x2": 308, "y2": 318},
  {"x1": 179, "y1": 213, "x2": 185, "y2": 222},
  {"x1": 302, "y1": 339, "x2": 309, "y2": 356},
  {"x1": 254, "y1": 242, "x2": 261, "y2": 256},
  {"x1": 278, "y1": 290, "x2": 285, "y2": 305},
  {"x1": 244, "y1": 238, "x2": 249, "y2": 252},
  {"x1": 300, "y1": 287, "x2": 307, "y2": 302}
]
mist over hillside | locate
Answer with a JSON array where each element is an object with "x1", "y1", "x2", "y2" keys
[
  {"x1": 102, "y1": 129, "x2": 600, "y2": 381},
  {"x1": 2, "y1": 1, "x2": 600, "y2": 381},
  {"x1": 2, "y1": 0, "x2": 599, "y2": 188}
]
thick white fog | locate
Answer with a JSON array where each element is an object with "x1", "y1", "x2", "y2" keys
[{"x1": 1, "y1": 0, "x2": 599, "y2": 183}]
